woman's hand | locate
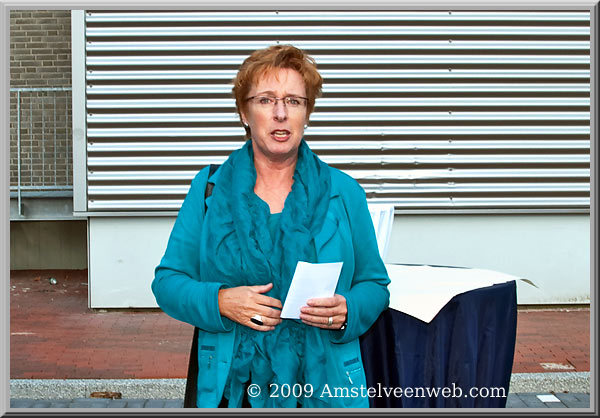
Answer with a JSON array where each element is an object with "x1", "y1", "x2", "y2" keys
[
  {"x1": 218, "y1": 282, "x2": 282, "y2": 331},
  {"x1": 299, "y1": 294, "x2": 347, "y2": 330}
]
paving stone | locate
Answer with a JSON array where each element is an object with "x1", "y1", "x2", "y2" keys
[
  {"x1": 560, "y1": 402, "x2": 590, "y2": 409},
  {"x1": 106, "y1": 399, "x2": 128, "y2": 408},
  {"x1": 69, "y1": 401, "x2": 109, "y2": 408},
  {"x1": 554, "y1": 392, "x2": 581, "y2": 404},
  {"x1": 505, "y1": 394, "x2": 527, "y2": 408},
  {"x1": 144, "y1": 399, "x2": 166, "y2": 408},
  {"x1": 556, "y1": 393, "x2": 590, "y2": 408},
  {"x1": 67, "y1": 398, "x2": 110, "y2": 408},
  {"x1": 10, "y1": 399, "x2": 34, "y2": 408},
  {"x1": 515, "y1": 393, "x2": 548, "y2": 408},
  {"x1": 546, "y1": 402, "x2": 567, "y2": 408},
  {"x1": 48, "y1": 400, "x2": 71, "y2": 408},
  {"x1": 125, "y1": 399, "x2": 146, "y2": 408},
  {"x1": 163, "y1": 399, "x2": 184, "y2": 408},
  {"x1": 30, "y1": 400, "x2": 52, "y2": 408}
]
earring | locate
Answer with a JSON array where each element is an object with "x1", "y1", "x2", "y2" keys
[
  {"x1": 243, "y1": 122, "x2": 249, "y2": 128},
  {"x1": 304, "y1": 124, "x2": 308, "y2": 129}
]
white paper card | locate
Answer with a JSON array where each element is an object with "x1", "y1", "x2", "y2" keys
[
  {"x1": 537, "y1": 394, "x2": 561, "y2": 403},
  {"x1": 386, "y1": 264, "x2": 535, "y2": 323},
  {"x1": 280, "y1": 261, "x2": 343, "y2": 319}
]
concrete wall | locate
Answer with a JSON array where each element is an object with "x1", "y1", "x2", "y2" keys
[
  {"x1": 87, "y1": 214, "x2": 590, "y2": 308},
  {"x1": 89, "y1": 217, "x2": 174, "y2": 308},
  {"x1": 386, "y1": 214, "x2": 590, "y2": 305},
  {"x1": 10, "y1": 220, "x2": 87, "y2": 270}
]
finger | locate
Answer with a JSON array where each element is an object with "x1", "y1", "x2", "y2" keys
[
  {"x1": 254, "y1": 293, "x2": 283, "y2": 309},
  {"x1": 306, "y1": 296, "x2": 338, "y2": 308},
  {"x1": 251, "y1": 305, "x2": 281, "y2": 325},
  {"x1": 248, "y1": 283, "x2": 273, "y2": 293},
  {"x1": 248, "y1": 322, "x2": 276, "y2": 332},
  {"x1": 299, "y1": 313, "x2": 340, "y2": 327},
  {"x1": 257, "y1": 306, "x2": 282, "y2": 320},
  {"x1": 247, "y1": 313, "x2": 280, "y2": 330},
  {"x1": 300, "y1": 306, "x2": 339, "y2": 317},
  {"x1": 300, "y1": 317, "x2": 338, "y2": 330}
]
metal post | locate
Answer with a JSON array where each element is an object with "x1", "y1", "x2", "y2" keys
[
  {"x1": 17, "y1": 91, "x2": 22, "y2": 216},
  {"x1": 53, "y1": 94, "x2": 57, "y2": 186},
  {"x1": 65, "y1": 94, "x2": 69, "y2": 185},
  {"x1": 29, "y1": 95, "x2": 32, "y2": 187},
  {"x1": 42, "y1": 96, "x2": 45, "y2": 186}
]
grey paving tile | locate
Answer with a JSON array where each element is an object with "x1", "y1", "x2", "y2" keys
[
  {"x1": 574, "y1": 393, "x2": 590, "y2": 403},
  {"x1": 561, "y1": 402, "x2": 591, "y2": 409},
  {"x1": 125, "y1": 399, "x2": 147, "y2": 408},
  {"x1": 163, "y1": 400, "x2": 184, "y2": 408},
  {"x1": 546, "y1": 402, "x2": 567, "y2": 408},
  {"x1": 10, "y1": 399, "x2": 34, "y2": 408},
  {"x1": 557, "y1": 395, "x2": 590, "y2": 408},
  {"x1": 30, "y1": 400, "x2": 52, "y2": 408},
  {"x1": 69, "y1": 401, "x2": 109, "y2": 408},
  {"x1": 144, "y1": 399, "x2": 166, "y2": 408},
  {"x1": 106, "y1": 399, "x2": 128, "y2": 408},
  {"x1": 515, "y1": 393, "x2": 548, "y2": 408},
  {"x1": 554, "y1": 392, "x2": 581, "y2": 404},
  {"x1": 72, "y1": 397, "x2": 110, "y2": 405},
  {"x1": 48, "y1": 400, "x2": 71, "y2": 408},
  {"x1": 505, "y1": 393, "x2": 527, "y2": 408}
]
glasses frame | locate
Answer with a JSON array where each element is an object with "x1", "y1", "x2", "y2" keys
[{"x1": 245, "y1": 95, "x2": 309, "y2": 109}]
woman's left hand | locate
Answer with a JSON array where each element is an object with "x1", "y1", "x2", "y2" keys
[{"x1": 299, "y1": 294, "x2": 347, "y2": 330}]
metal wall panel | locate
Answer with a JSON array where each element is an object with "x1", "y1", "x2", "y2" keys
[{"x1": 83, "y1": 10, "x2": 591, "y2": 212}]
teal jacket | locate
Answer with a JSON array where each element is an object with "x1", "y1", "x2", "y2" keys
[{"x1": 152, "y1": 164, "x2": 390, "y2": 407}]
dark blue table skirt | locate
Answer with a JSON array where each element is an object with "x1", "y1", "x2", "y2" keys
[{"x1": 359, "y1": 280, "x2": 517, "y2": 408}]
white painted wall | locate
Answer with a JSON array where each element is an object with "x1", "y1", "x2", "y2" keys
[
  {"x1": 386, "y1": 214, "x2": 590, "y2": 305},
  {"x1": 89, "y1": 217, "x2": 175, "y2": 308},
  {"x1": 89, "y1": 214, "x2": 590, "y2": 307}
]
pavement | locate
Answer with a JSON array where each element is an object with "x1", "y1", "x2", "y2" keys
[{"x1": 8, "y1": 269, "x2": 592, "y2": 409}]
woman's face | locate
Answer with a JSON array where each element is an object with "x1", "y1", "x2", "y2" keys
[{"x1": 241, "y1": 68, "x2": 308, "y2": 164}]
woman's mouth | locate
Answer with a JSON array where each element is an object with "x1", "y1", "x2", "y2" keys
[{"x1": 271, "y1": 129, "x2": 291, "y2": 141}]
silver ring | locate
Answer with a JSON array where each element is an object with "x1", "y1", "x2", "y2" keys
[
  {"x1": 251, "y1": 314, "x2": 263, "y2": 326},
  {"x1": 327, "y1": 316, "x2": 333, "y2": 326}
]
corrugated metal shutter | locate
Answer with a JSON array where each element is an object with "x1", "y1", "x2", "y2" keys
[{"x1": 83, "y1": 10, "x2": 591, "y2": 213}]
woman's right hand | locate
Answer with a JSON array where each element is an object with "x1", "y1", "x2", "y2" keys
[{"x1": 217, "y1": 282, "x2": 282, "y2": 331}]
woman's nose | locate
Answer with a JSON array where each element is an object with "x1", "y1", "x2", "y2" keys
[{"x1": 273, "y1": 100, "x2": 288, "y2": 121}]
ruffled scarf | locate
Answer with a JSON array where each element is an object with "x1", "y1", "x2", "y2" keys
[
  {"x1": 200, "y1": 139, "x2": 332, "y2": 407},
  {"x1": 202, "y1": 139, "x2": 331, "y2": 301}
]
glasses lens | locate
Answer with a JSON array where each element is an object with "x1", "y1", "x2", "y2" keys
[
  {"x1": 256, "y1": 96, "x2": 275, "y2": 106},
  {"x1": 284, "y1": 97, "x2": 306, "y2": 107},
  {"x1": 250, "y1": 96, "x2": 307, "y2": 110}
]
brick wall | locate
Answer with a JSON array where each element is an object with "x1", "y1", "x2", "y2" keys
[{"x1": 10, "y1": 10, "x2": 72, "y2": 189}]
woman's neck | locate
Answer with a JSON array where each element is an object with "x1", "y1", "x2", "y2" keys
[{"x1": 253, "y1": 153, "x2": 297, "y2": 213}]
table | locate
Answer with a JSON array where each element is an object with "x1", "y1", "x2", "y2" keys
[{"x1": 359, "y1": 280, "x2": 517, "y2": 408}]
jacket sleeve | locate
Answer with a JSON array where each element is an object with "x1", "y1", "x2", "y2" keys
[
  {"x1": 151, "y1": 167, "x2": 233, "y2": 333},
  {"x1": 330, "y1": 181, "x2": 391, "y2": 344}
]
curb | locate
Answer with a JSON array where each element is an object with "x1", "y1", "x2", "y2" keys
[
  {"x1": 10, "y1": 373, "x2": 590, "y2": 400},
  {"x1": 509, "y1": 372, "x2": 590, "y2": 393},
  {"x1": 10, "y1": 379, "x2": 186, "y2": 400}
]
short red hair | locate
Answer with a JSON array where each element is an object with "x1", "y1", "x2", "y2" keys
[{"x1": 232, "y1": 45, "x2": 323, "y2": 138}]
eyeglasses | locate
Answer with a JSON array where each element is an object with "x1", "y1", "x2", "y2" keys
[{"x1": 245, "y1": 95, "x2": 308, "y2": 109}]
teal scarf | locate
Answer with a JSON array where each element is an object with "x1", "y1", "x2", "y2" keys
[
  {"x1": 202, "y1": 139, "x2": 331, "y2": 301},
  {"x1": 201, "y1": 139, "x2": 332, "y2": 407}
]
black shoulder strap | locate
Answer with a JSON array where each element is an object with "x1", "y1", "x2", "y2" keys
[
  {"x1": 204, "y1": 164, "x2": 220, "y2": 211},
  {"x1": 184, "y1": 163, "x2": 220, "y2": 408}
]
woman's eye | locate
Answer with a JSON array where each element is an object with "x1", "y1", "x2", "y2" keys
[
  {"x1": 287, "y1": 98, "x2": 300, "y2": 106},
  {"x1": 258, "y1": 97, "x2": 273, "y2": 105}
]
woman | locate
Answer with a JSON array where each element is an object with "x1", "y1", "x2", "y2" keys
[{"x1": 152, "y1": 45, "x2": 390, "y2": 408}]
